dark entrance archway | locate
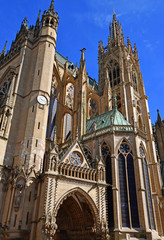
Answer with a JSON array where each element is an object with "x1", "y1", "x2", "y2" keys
[{"x1": 54, "y1": 192, "x2": 96, "y2": 240}]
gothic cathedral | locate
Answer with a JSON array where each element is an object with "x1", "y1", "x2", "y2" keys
[{"x1": 0, "y1": 1, "x2": 164, "y2": 240}]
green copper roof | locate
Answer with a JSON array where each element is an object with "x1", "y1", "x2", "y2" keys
[
  {"x1": 86, "y1": 108, "x2": 131, "y2": 134},
  {"x1": 55, "y1": 51, "x2": 72, "y2": 65}
]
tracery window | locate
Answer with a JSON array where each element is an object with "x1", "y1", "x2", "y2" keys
[
  {"x1": 101, "y1": 142, "x2": 114, "y2": 228},
  {"x1": 0, "y1": 80, "x2": 11, "y2": 107},
  {"x1": 83, "y1": 147, "x2": 92, "y2": 162},
  {"x1": 70, "y1": 152, "x2": 82, "y2": 166},
  {"x1": 63, "y1": 113, "x2": 72, "y2": 141},
  {"x1": 139, "y1": 146, "x2": 155, "y2": 229},
  {"x1": 46, "y1": 88, "x2": 57, "y2": 140},
  {"x1": 65, "y1": 83, "x2": 74, "y2": 109},
  {"x1": 88, "y1": 98, "x2": 98, "y2": 119},
  {"x1": 131, "y1": 70, "x2": 138, "y2": 92},
  {"x1": 108, "y1": 60, "x2": 120, "y2": 88},
  {"x1": 118, "y1": 141, "x2": 140, "y2": 228}
]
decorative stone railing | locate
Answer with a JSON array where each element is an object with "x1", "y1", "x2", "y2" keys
[{"x1": 58, "y1": 162, "x2": 97, "y2": 181}]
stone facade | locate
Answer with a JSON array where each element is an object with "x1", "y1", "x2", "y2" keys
[{"x1": 0, "y1": 1, "x2": 164, "y2": 240}]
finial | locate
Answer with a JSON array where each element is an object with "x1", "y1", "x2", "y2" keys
[
  {"x1": 127, "y1": 36, "x2": 130, "y2": 46},
  {"x1": 113, "y1": 10, "x2": 116, "y2": 21},
  {"x1": 22, "y1": 17, "x2": 28, "y2": 27},
  {"x1": 54, "y1": 126, "x2": 57, "y2": 144},
  {"x1": 37, "y1": 10, "x2": 41, "y2": 21},
  {"x1": 49, "y1": 0, "x2": 55, "y2": 13},
  {"x1": 157, "y1": 109, "x2": 162, "y2": 125},
  {"x1": 114, "y1": 93, "x2": 117, "y2": 110},
  {"x1": 76, "y1": 127, "x2": 79, "y2": 140},
  {"x1": 35, "y1": 10, "x2": 41, "y2": 30},
  {"x1": 80, "y1": 48, "x2": 86, "y2": 61},
  {"x1": 2, "y1": 41, "x2": 7, "y2": 55}
]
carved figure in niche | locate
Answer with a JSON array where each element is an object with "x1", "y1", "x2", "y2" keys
[
  {"x1": 88, "y1": 98, "x2": 98, "y2": 119},
  {"x1": 14, "y1": 182, "x2": 24, "y2": 211},
  {"x1": 50, "y1": 156, "x2": 57, "y2": 171},
  {"x1": 66, "y1": 83, "x2": 74, "y2": 109}
]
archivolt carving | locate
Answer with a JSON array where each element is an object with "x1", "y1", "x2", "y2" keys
[{"x1": 53, "y1": 187, "x2": 99, "y2": 226}]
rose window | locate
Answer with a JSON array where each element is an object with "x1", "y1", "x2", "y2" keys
[
  {"x1": 70, "y1": 152, "x2": 82, "y2": 166},
  {"x1": 120, "y1": 143, "x2": 130, "y2": 154}
]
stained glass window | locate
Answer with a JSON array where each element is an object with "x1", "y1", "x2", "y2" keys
[
  {"x1": 140, "y1": 146, "x2": 155, "y2": 230},
  {"x1": 127, "y1": 154, "x2": 140, "y2": 227},
  {"x1": 63, "y1": 113, "x2": 72, "y2": 141},
  {"x1": 118, "y1": 153, "x2": 130, "y2": 227},
  {"x1": 118, "y1": 142, "x2": 140, "y2": 228},
  {"x1": 143, "y1": 159, "x2": 155, "y2": 229},
  {"x1": 108, "y1": 60, "x2": 120, "y2": 88},
  {"x1": 46, "y1": 89, "x2": 57, "y2": 140},
  {"x1": 101, "y1": 143, "x2": 114, "y2": 228},
  {"x1": 0, "y1": 80, "x2": 11, "y2": 106}
]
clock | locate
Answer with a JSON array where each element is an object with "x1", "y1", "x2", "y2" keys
[{"x1": 37, "y1": 95, "x2": 47, "y2": 105}]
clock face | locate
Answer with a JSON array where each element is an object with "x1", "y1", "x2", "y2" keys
[{"x1": 37, "y1": 95, "x2": 47, "y2": 105}]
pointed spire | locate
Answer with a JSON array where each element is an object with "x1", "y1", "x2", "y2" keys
[
  {"x1": 98, "y1": 40, "x2": 104, "y2": 54},
  {"x1": 133, "y1": 43, "x2": 138, "y2": 60},
  {"x1": 76, "y1": 127, "x2": 79, "y2": 140},
  {"x1": 49, "y1": 0, "x2": 55, "y2": 13},
  {"x1": 157, "y1": 109, "x2": 163, "y2": 126},
  {"x1": 2, "y1": 41, "x2": 7, "y2": 55},
  {"x1": 34, "y1": 10, "x2": 41, "y2": 37},
  {"x1": 80, "y1": 48, "x2": 86, "y2": 61},
  {"x1": 127, "y1": 36, "x2": 132, "y2": 52},
  {"x1": 54, "y1": 126, "x2": 57, "y2": 145},
  {"x1": 79, "y1": 48, "x2": 86, "y2": 72},
  {"x1": 36, "y1": 10, "x2": 41, "y2": 26},
  {"x1": 114, "y1": 93, "x2": 117, "y2": 110},
  {"x1": 113, "y1": 11, "x2": 116, "y2": 22}
]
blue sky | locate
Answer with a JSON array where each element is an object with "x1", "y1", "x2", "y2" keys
[{"x1": 0, "y1": 0, "x2": 164, "y2": 123}]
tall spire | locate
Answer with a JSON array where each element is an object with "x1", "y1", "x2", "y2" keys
[
  {"x1": 34, "y1": 10, "x2": 41, "y2": 37},
  {"x1": 79, "y1": 48, "x2": 86, "y2": 72},
  {"x1": 49, "y1": 0, "x2": 55, "y2": 14},
  {"x1": 114, "y1": 93, "x2": 117, "y2": 110},
  {"x1": 36, "y1": 10, "x2": 41, "y2": 27},
  {"x1": 2, "y1": 41, "x2": 7, "y2": 55},
  {"x1": 157, "y1": 109, "x2": 163, "y2": 126},
  {"x1": 108, "y1": 11, "x2": 124, "y2": 46}
]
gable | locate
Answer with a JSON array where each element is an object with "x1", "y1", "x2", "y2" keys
[{"x1": 60, "y1": 141, "x2": 91, "y2": 168}]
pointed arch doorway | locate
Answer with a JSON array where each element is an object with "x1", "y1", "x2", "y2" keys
[{"x1": 54, "y1": 191, "x2": 97, "y2": 240}]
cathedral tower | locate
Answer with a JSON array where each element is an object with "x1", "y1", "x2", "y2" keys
[{"x1": 0, "y1": 4, "x2": 163, "y2": 240}]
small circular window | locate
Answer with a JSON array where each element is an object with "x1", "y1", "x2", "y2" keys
[{"x1": 70, "y1": 152, "x2": 82, "y2": 166}]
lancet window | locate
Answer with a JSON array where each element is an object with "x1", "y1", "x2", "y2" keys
[
  {"x1": 118, "y1": 141, "x2": 140, "y2": 228},
  {"x1": 101, "y1": 142, "x2": 114, "y2": 228},
  {"x1": 46, "y1": 88, "x2": 57, "y2": 140},
  {"x1": 88, "y1": 98, "x2": 98, "y2": 119},
  {"x1": 139, "y1": 146, "x2": 155, "y2": 229},
  {"x1": 131, "y1": 69, "x2": 138, "y2": 92},
  {"x1": 108, "y1": 60, "x2": 120, "y2": 88},
  {"x1": 0, "y1": 80, "x2": 11, "y2": 107},
  {"x1": 63, "y1": 113, "x2": 72, "y2": 141},
  {"x1": 65, "y1": 83, "x2": 74, "y2": 109}
]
